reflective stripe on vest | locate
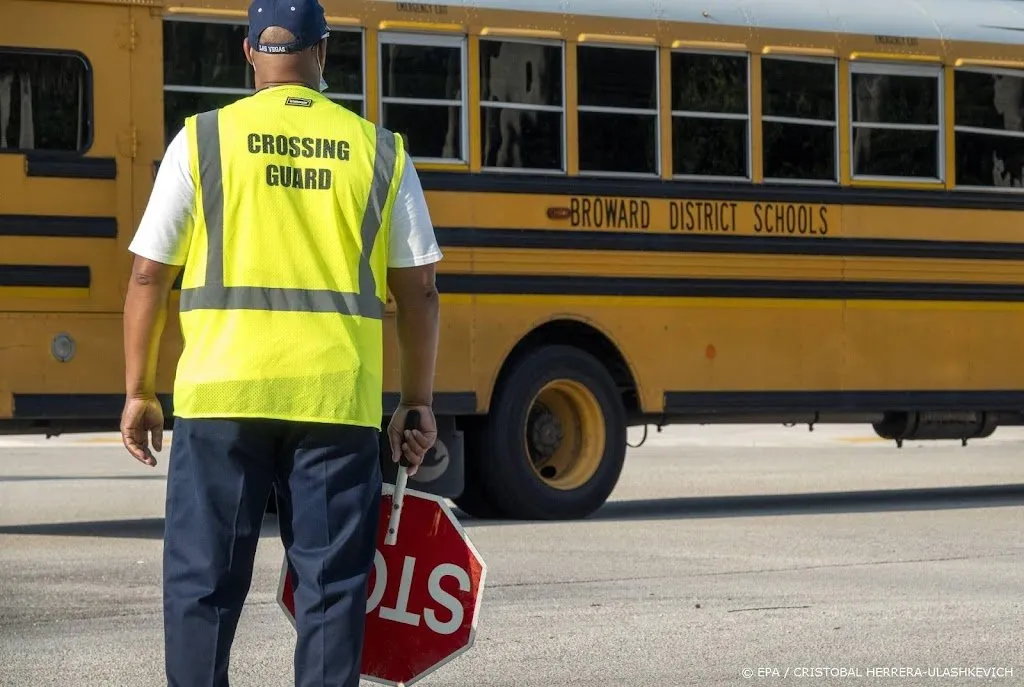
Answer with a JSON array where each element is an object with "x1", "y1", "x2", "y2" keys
[{"x1": 178, "y1": 109, "x2": 398, "y2": 319}]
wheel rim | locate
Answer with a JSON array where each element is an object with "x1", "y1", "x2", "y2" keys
[{"x1": 524, "y1": 379, "x2": 606, "y2": 491}]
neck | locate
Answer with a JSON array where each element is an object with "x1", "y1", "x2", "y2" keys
[{"x1": 257, "y1": 79, "x2": 316, "y2": 92}]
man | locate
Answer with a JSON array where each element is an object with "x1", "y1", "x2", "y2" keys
[{"x1": 119, "y1": 0, "x2": 443, "y2": 683}]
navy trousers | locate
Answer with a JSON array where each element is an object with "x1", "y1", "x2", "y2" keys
[{"x1": 162, "y1": 417, "x2": 382, "y2": 687}]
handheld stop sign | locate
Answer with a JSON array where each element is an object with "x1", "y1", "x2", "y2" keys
[{"x1": 278, "y1": 410, "x2": 487, "y2": 686}]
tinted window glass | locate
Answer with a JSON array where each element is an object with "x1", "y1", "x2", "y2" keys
[
  {"x1": 852, "y1": 73, "x2": 938, "y2": 126},
  {"x1": 953, "y1": 69, "x2": 1024, "y2": 189},
  {"x1": 850, "y1": 66, "x2": 942, "y2": 179},
  {"x1": 580, "y1": 112, "x2": 657, "y2": 174},
  {"x1": 671, "y1": 53, "x2": 747, "y2": 114},
  {"x1": 853, "y1": 128, "x2": 938, "y2": 178},
  {"x1": 163, "y1": 21, "x2": 251, "y2": 89},
  {"x1": 380, "y1": 38, "x2": 465, "y2": 161},
  {"x1": 480, "y1": 40, "x2": 561, "y2": 106},
  {"x1": 670, "y1": 51, "x2": 749, "y2": 178},
  {"x1": 763, "y1": 59, "x2": 834, "y2": 121},
  {"x1": 324, "y1": 31, "x2": 363, "y2": 95},
  {"x1": 480, "y1": 39, "x2": 564, "y2": 171},
  {"x1": 381, "y1": 44, "x2": 462, "y2": 101},
  {"x1": 578, "y1": 46, "x2": 657, "y2": 110},
  {"x1": 162, "y1": 22, "x2": 365, "y2": 145},
  {"x1": 763, "y1": 121, "x2": 836, "y2": 181},
  {"x1": 0, "y1": 51, "x2": 91, "y2": 153},
  {"x1": 577, "y1": 45, "x2": 658, "y2": 174},
  {"x1": 761, "y1": 57, "x2": 837, "y2": 181}
]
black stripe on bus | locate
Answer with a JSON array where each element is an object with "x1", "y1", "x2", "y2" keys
[
  {"x1": 664, "y1": 390, "x2": 1024, "y2": 413},
  {"x1": 434, "y1": 227, "x2": 1024, "y2": 261},
  {"x1": 418, "y1": 171, "x2": 1024, "y2": 212},
  {"x1": 12, "y1": 392, "x2": 478, "y2": 419},
  {"x1": 435, "y1": 273, "x2": 1024, "y2": 303},
  {"x1": 17, "y1": 390, "x2": 1016, "y2": 420},
  {"x1": 11, "y1": 394, "x2": 174, "y2": 419},
  {"x1": 0, "y1": 214, "x2": 117, "y2": 238},
  {"x1": 26, "y1": 156, "x2": 116, "y2": 180},
  {"x1": 0, "y1": 265, "x2": 89, "y2": 288},
  {"x1": 383, "y1": 392, "x2": 477, "y2": 415}
]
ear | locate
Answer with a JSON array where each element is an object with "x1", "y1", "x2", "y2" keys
[{"x1": 243, "y1": 37, "x2": 255, "y2": 68}]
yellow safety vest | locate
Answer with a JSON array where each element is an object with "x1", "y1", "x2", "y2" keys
[{"x1": 173, "y1": 84, "x2": 406, "y2": 428}]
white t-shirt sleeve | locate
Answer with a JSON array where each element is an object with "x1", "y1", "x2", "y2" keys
[
  {"x1": 387, "y1": 159, "x2": 444, "y2": 269},
  {"x1": 128, "y1": 127, "x2": 195, "y2": 266},
  {"x1": 129, "y1": 126, "x2": 442, "y2": 270}
]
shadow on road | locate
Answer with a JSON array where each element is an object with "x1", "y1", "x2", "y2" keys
[
  {"x1": 457, "y1": 483, "x2": 1024, "y2": 526},
  {"x1": 0, "y1": 515, "x2": 282, "y2": 540},
  {"x1": 0, "y1": 518, "x2": 167, "y2": 539},
  {"x1": 2, "y1": 485, "x2": 1023, "y2": 538},
  {"x1": 0, "y1": 475, "x2": 166, "y2": 482}
]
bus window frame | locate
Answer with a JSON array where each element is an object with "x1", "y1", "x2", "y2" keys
[
  {"x1": 0, "y1": 46, "x2": 94, "y2": 157},
  {"x1": 760, "y1": 54, "x2": 840, "y2": 187},
  {"x1": 161, "y1": 18, "x2": 367, "y2": 118},
  {"x1": 848, "y1": 59, "x2": 946, "y2": 185},
  {"x1": 377, "y1": 31, "x2": 469, "y2": 166},
  {"x1": 669, "y1": 47, "x2": 752, "y2": 184},
  {"x1": 323, "y1": 27, "x2": 367, "y2": 116},
  {"x1": 478, "y1": 35, "x2": 567, "y2": 177},
  {"x1": 575, "y1": 41, "x2": 662, "y2": 180},
  {"x1": 951, "y1": 64, "x2": 1024, "y2": 194}
]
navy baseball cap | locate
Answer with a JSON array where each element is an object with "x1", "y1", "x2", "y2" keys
[{"x1": 248, "y1": 0, "x2": 329, "y2": 53}]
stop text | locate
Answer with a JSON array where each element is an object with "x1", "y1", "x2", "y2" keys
[{"x1": 365, "y1": 551, "x2": 471, "y2": 636}]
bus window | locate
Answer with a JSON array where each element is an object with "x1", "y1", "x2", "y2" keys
[
  {"x1": 670, "y1": 51, "x2": 749, "y2": 180},
  {"x1": 379, "y1": 33, "x2": 467, "y2": 163},
  {"x1": 479, "y1": 38, "x2": 565, "y2": 173},
  {"x1": 762, "y1": 56, "x2": 837, "y2": 183},
  {"x1": 577, "y1": 44, "x2": 659, "y2": 176},
  {"x1": 163, "y1": 21, "x2": 365, "y2": 146},
  {"x1": 953, "y1": 67, "x2": 1024, "y2": 190},
  {"x1": 324, "y1": 30, "x2": 365, "y2": 116},
  {"x1": 163, "y1": 20, "x2": 254, "y2": 145},
  {"x1": 850, "y1": 62, "x2": 943, "y2": 182},
  {"x1": 0, "y1": 49, "x2": 91, "y2": 153}
]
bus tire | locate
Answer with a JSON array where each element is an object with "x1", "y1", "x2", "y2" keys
[{"x1": 478, "y1": 344, "x2": 627, "y2": 520}]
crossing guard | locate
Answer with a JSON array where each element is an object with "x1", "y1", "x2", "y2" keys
[{"x1": 119, "y1": 0, "x2": 445, "y2": 684}]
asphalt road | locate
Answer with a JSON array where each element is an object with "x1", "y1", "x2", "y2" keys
[{"x1": 1, "y1": 424, "x2": 1023, "y2": 686}]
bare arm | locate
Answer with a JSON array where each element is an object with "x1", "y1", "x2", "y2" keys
[
  {"x1": 382, "y1": 158, "x2": 442, "y2": 472},
  {"x1": 120, "y1": 256, "x2": 180, "y2": 466},
  {"x1": 387, "y1": 263, "x2": 440, "y2": 405},
  {"x1": 124, "y1": 257, "x2": 180, "y2": 397}
]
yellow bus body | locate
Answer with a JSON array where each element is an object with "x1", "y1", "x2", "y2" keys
[{"x1": 3, "y1": 0, "x2": 1024, "y2": 518}]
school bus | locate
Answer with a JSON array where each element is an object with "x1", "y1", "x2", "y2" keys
[{"x1": 4, "y1": 0, "x2": 1024, "y2": 520}]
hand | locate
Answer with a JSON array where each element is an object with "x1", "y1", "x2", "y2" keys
[
  {"x1": 120, "y1": 394, "x2": 165, "y2": 467},
  {"x1": 387, "y1": 404, "x2": 437, "y2": 478}
]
